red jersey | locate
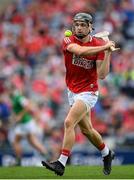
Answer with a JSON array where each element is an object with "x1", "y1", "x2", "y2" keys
[{"x1": 62, "y1": 35, "x2": 105, "y2": 93}]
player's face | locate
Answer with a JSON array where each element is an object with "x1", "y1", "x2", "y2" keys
[{"x1": 73, "y1": 21, "x2": 92, "y2": 38}]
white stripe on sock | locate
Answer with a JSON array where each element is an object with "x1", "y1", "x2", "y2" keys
[
  {"x1": 58, "y1": 154, "x2": 68, "y2": 167},
  {"x1": 101, "y1": 145, "x2": 109, "y2": 157}
]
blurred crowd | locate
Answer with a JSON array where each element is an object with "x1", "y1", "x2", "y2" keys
[{"x1": 0, "y1": 0, "x2": 134, "y2": 160}]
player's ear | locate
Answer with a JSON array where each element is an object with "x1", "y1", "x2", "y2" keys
[
  {"x1": 91, "y1": 24, "x2": 95, "y2": 31},
  {"x1": 90, "y1": 24, "x2": 95, "y2": 33},
  {"x1": 89, "y1": 24, "x2": 93, "y2": 33}
]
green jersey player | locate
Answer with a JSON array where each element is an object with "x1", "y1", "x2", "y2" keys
[{"x1": 9, "y1": 87, "x2": 47, "y2": 166}]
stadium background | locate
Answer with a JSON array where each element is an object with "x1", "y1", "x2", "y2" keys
[{"x1": 0, "y1": 0, "x2": 134, "y2": 166}]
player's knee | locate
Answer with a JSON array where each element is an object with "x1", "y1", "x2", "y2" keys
[{"x1": 64, "y1": 118, "x2": 74, "y2": 129}]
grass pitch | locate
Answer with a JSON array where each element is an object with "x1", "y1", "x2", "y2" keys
[{"x1": 0, "y1": 165, "x2": 134, "y2": 179}]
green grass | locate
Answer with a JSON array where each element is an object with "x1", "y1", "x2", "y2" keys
[{"x1": 0, "y1": 165, "x2": 134, "y2": 179}]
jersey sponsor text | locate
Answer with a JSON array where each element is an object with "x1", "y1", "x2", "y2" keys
[{"x1": 72, "y1": 54, "x2": 94, "y2": 69}]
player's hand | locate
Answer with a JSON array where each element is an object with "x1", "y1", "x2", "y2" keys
[
  {"x1": 105, "y1": 41, "x2": 115, "y2": 50},
  {"x1": 106, "y1": 41, "x2": 120, "y2": 52}
]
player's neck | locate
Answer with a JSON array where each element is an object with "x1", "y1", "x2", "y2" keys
[{"x1": 77, "y1": 35, "x2": 92, "y2": 43}]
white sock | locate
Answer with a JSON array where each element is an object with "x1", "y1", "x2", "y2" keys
[
  {"x1": 101, "y1": 145, "x2": 109, "y2": 157},
  {"x1": 58, "y1": 154, "x2": 69, "y2": 167}
]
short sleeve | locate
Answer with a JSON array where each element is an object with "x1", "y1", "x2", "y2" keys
[{"x1": 62, "y1": 37, "x2": 73, "y2": 52}]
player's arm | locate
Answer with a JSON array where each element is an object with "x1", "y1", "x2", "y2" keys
[
  {"x1": 19, "y1": 97, "x2": 31, "y2": 111},
  {"x1": 14, "y1": 97, "x2": 35, "y2": 123},
  {"x1": 13, "y1": 97, "x2": 30, "y2": 123},
  {"x1": 96, "y1": 50, "x2": 112, "y2": 79},
  {"x1": 67, "y1": 41, "x2": 115, "y2": 56},
  {"x1": 20, "y1": 97, "x2": 40, "y2": 122},
  {"x1": 15, "y1": 109, "x2": 27, "y2": 123}
]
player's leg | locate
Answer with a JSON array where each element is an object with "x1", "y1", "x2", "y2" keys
[
  {"x1": 62, "y1": 99, "x2": 87, "y2": 150},
  {"x1": 11, "y1": 123, "x2": 25, "y2": 166},
  {"x1": 25, "y1": 120, "x2": 48, "y2": 157},
  {"x1": 27, "y1": 133, "x2": 47, "y2": 155},
  {"x1": 42, "y1": 99, "x2": 87, "y2": 176},
  {"x1": 78, "y1": 110, "x2": 104, "y2": 148},
  {"x1": 13, "y1": 134, "x2": 23, "y2": 166},
  {"x1": 78, "y1": 111, "x2": 114, "y2": 175}
]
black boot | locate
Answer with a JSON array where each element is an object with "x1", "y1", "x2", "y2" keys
[
  {"x1": 103, "y1": 150, "x2": 115, "y2": 175},
  {"x1": 41, "y1": 160, "x2": 65, "y2": 176}
]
